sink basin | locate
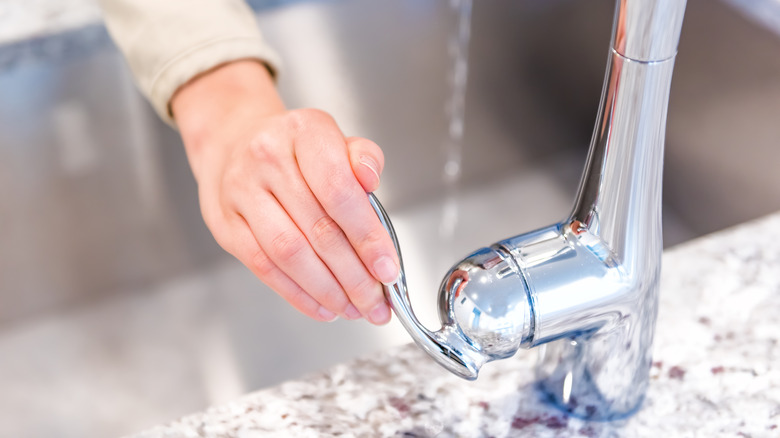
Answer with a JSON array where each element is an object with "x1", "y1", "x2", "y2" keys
[{"x1": 1, "y1": 0, "x2": 779, "y2": 436}]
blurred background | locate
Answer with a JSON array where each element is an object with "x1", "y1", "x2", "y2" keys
[{"x1": 1, "y1": 0, "x2": 780, "y2": 436}]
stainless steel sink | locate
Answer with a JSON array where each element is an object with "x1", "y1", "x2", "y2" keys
[{"x1": 1, "y1": 0, "x2": 779, "y2": 436}]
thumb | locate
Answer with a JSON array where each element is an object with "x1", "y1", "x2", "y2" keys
[{"x1": 345, "y1": 137, "x2": 385, "y2": 193}]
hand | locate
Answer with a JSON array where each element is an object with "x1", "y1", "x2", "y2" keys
[{"x1": 171, "y1": 60, "x2": 399, "y2": 325}]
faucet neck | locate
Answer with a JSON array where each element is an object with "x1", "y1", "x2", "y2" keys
[
  {"x1": 611, "y1": 0, "x2": 687, "y2": 62},
  {"x1": 570, "y1": 50, "x2": 674, "y2": 270},
  {"x1": 570, "y1": 0, "x2": 686, "y2": 262},
  {"x1": 529, "y1": 2, "x2": 687, "y2": 419},
  {"x1": 570, "y1": 0, "x2": 686, "y2": 265}
]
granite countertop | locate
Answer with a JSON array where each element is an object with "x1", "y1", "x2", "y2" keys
[{"x1": 131, "y1": 212, "x2": 780, "y2": 437}]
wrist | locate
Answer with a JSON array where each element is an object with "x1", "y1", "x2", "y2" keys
[{"x1": 172, "y1": 60, "x2": 285, "y2": 151}]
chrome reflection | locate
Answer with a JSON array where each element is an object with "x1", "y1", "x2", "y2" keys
[{"x1": 372, "y1": 0, "x2": 687, "y2": 421}]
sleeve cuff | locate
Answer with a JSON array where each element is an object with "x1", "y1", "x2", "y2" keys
[{"x1": 147, "y1": 36, "x2": 282, "y2": 127}]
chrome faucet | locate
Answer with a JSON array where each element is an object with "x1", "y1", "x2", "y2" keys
[{"x1": 369, "y1": 0, "x2": 687, "y2": 420}]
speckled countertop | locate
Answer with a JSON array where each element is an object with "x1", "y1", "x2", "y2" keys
[{"x1": 130, "y1": 212, "x2": 780, "y2": 438}]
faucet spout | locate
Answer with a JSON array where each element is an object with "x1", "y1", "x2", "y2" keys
[
  {"x1": 370, "y1": 0, "x2": 687, "y2": 421},
  {"x1": 509, "y1": 0, "x2": 686, "y2": 419},
  {"x1": 611, "y1": 0, "x2": 686, "y2": 62},
  {"x1": 528, "y1": 43, "x2": 675, "y2": 417}
]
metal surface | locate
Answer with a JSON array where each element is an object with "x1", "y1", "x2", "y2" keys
[
  {"x1": 3, "y1": 0, "x2": 780, "y2": 436},
  {"x1": 379, "y1": 0, "x2": 685, "y2": 420},
  {"x1": 369, "y1": 193, "x2": 489, "y2": 379},
  {"x1": 612, "y1": 0, "x2": 687, "y2": 61},
  {"x1": 532, "y1": 43, "x2": 676, "y2": 418}
]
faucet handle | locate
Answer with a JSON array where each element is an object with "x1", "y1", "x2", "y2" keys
[{"x1": 368, "y1": 193, "x2": 487, "y2": 380}]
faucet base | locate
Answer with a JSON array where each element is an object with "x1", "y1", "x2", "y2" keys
[
  {"x1": 534, "y1": 319, "x2": 656, "y2": 420},
  {"x1": 537, "y1": 378, "x2": 646, "y2": 422}
]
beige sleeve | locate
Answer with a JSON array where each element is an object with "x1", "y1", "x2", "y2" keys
[{"x1": 97, "y1": 0, "x2": 281, "y2": 126}]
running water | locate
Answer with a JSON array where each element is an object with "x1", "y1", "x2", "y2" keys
[{"x1": 439, "y1": 0, "x2": 472, "y2": 240}]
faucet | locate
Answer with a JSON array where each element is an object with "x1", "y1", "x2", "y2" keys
[{"x1": 369, "y1": 0, "x2": 688, "y2": 420}]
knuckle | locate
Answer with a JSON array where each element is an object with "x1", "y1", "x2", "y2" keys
[
  {"x1": 320, "y1": 171, "x2": 357, "y2": 209},
  {"x1": 220, "y1": 162, "x2": 244, "y2": 192},
  {"x1": 269, "y1": 231, "x2": 308, "y2": 264},
  {"x1": 355, "y1": 137, "x2": 379, "y2": 153},
  {"x1": 287, "y1": 108, "x2": 334, "y2": 131},
  {"x1": 250, "y1": 249, "x2": 277, "y2": 279},
  {"x1": 356, "y1": 228, "x2": 387, "y2": 254},
  {"x1": 285, "y1": 111, "x2": 304, "y2": 131},
  {"x1": 312, "y1": 285, "x2": 349, "y2": 313},
  {"x1": 310, "y1": 215, "x2": 344, "y2": 250},
  {"x1": 247, "y1": 133, "x2": 282, "y2": 165},
  {"x1": 299, "y1": 107, "x2": 332, "y2": 122},
  {"x1": 348, "y1": 276, "x2": 381, "y2": 305},
  {"x1": 326, "y1": 292, "x2": 350, "y2": 313},
  {"x1": 288, "y1": 295, "x2": 320, "y2": 318}
]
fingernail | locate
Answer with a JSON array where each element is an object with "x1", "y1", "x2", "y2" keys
[
  {"x1": 368, "y1": 303, "x2": 391, "y2": 325},
  {"x1": 317, "y1": 307, "x2": 338, "y2": 322},
  {"x1": 344, "y1": 304, "x2": 362, "y2": 320},
  {"x1": 359, "y1": 156, "x2": 380, "y2": 181},
  {"x1": 373, "y1": 256, "x2": 399, "y2": 285}
]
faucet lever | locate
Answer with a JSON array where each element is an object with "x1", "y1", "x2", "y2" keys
[{"x1": 368, "y1": 193, "x2": 487, "y2": 380}]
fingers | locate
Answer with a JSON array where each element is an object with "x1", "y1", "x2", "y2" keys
[
  {"x1": 212, "y1": 213, "x2": 336, "y2": 322},
  {"x1": 345, "y1": 137, "x2": 384, "y2": 193},
  {"x1": 191, "y1": 107, "x2": 397, "y2": 326},
  {"x1": 266, "y1": 167, "x2": 389, "y2": 324},
  {"x1": 295, "y1": 117, "x2": 400, "y2": 291},
  {"x1": 240, "y1": 191, "x2": 363, "y2": 321}
]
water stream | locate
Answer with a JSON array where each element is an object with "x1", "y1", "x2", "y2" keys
[{"x1": 439, "y1": 0, "x2": 472, "y2": 244}]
